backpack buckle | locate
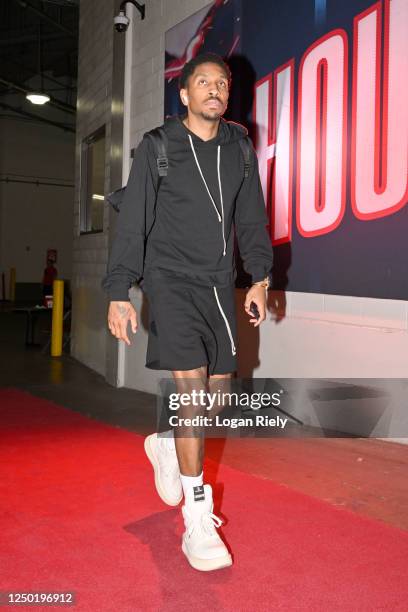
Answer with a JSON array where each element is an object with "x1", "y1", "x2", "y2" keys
[{"x1": 156, "y1": 156, "x2": 168, "y2": 176}]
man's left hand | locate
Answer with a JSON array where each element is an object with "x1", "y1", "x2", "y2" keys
[{"x1": 244, "y1": 284, "x2": 268, "y2": 327}]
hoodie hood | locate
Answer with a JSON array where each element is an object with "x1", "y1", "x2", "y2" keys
[{"x1": 163, "y1": 113, "x2": 248, "y2": 147}]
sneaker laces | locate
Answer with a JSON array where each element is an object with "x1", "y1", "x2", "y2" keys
[
  {"x1": 185, "y1": 508, "x2": 223, "y2": 538},
  {"x1": 202, "y1": 511, "x2": 223, "y2": 536}
]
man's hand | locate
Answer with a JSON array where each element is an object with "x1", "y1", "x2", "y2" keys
[
  {"x1": 108, "y1": 301, "x2": 138, "y2": 346},
  {"x1": 244, "y1": 284, "x2": 267, "y2": 327}
]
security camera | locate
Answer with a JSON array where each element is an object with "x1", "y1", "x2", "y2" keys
[
  {"x1": 113, "y1": 1, "x2": 145, "y2": 32},
  {"x1": 114, "y1": 10, "x2": 130, "y2": 33}
]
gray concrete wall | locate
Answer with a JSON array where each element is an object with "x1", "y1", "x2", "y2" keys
[{"x1": 0, "y1": 116, "x2": 74, "y2": 294}]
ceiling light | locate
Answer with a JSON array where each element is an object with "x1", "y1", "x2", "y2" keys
[{"x1": 26, "y1": 92, "x2": 50, "y2": 105}]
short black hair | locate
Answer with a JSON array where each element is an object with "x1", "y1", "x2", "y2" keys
[{"x1": 179, "y1": 52, "x2": 232, "y2": 90}]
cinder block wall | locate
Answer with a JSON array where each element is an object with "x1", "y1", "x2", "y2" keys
[{"x1": 71, "y1": 0, "x2": 115, "y2": 374}]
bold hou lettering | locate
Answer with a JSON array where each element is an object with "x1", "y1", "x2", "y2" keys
[
  {"x1": 296, "y1": 30, "x2": 348, "y2": 237},
  {"x1": 351, "y1": 0, "x2": 408, "y2": 220},
  {"x1": 254, "y1": 61, "x2": 295, "y2": 244}
]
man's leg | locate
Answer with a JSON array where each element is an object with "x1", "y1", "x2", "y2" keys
[
  {"x1": 172, "y1": 366, "x2": 233, "y2": 571},
  {"x1": 171, "y1": 365, "x2": 207, "y2": 477},
  {"x1": 207, "y1": 372, "x2": 234, "y2": 419},
  {"x1": 171, "y1": 369, "x2": 234, "y2": 473},
  {"x1": 144, "y1": 369, "x2": 235, "y2": 510},
  {"x1": 207, "y1": 372, "x2": 233, "y2": 392}
]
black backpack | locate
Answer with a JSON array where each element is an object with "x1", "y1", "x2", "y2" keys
[{"x1": 106, "y1": 125, "x2": 252, "y2": 212}]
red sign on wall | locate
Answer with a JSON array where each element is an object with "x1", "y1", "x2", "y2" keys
[{"x1": 46, "y1": 249, "x2": 57, "y2": 264}]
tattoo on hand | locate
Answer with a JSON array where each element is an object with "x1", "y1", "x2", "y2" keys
[{"x1": 118, "y1": 305, "x2": 128, "y2": 318}]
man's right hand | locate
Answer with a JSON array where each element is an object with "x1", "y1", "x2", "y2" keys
[{"x1": 108, "y1": 301, "x2": 138, "y2": 346}]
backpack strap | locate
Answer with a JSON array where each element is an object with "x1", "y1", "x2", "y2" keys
[
  {"x1": 108, "y1": 127, "x2": 250, "y2": 212},
  {"x1": 145, "y1": 126, "x2": 168, "y2": 191},
  {"x1": 107, "y1": 128, "x2": 168, "y2": 212},
  {"x1": 238, "y1": 136, "x2": 252, "y2": 178}
]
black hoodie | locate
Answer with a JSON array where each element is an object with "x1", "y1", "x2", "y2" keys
[{"x1": 101, "y1": 113, "x2": 273, "y2": 301}]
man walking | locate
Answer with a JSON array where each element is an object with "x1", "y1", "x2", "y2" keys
[{"x1": 102, "y1": 52, "x2": 273, "y2": 571}]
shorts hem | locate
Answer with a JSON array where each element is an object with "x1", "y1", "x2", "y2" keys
[
  {"x1": 145, "y1": 359, "x2": 209, "y2": 372},
  {"x1": 208, "y1": 365, "x2": 237, "y2": 375}
]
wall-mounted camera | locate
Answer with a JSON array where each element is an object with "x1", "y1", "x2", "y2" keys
[
  {"x1": 114, "y1": 11, "x2": 130, "y2": 33},
  {"x1": 113, "y1": 0, "x2": 145, "y2": 32}
]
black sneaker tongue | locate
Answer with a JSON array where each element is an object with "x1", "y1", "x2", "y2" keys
[{"x1": 193, "y1": 485, "x2": 205, "y2": 502}]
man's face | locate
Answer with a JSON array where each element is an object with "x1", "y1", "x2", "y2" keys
[{"x1": 180, "y1": 62, "x2": 230, "y2": 121}]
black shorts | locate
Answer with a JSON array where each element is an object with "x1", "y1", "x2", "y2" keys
[{"x1": 142, "y1": 269, "x2": 237, "y2": 375}]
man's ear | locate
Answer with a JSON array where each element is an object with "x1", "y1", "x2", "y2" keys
[{"x1": 180, "y1": 89, "x2": 188, "y2": 105}]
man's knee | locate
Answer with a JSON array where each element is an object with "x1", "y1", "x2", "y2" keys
[
  {"x1": 172, "y1": 365, "x2": 207, "y2": 387},
  {"x1": 208, "y1": 372, "x2": 233, "y2": 381},
  {"x1": 172, "y1": 365, "x2": 207, "y2": 377}
]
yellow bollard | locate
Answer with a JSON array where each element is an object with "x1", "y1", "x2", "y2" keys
[
  {"x1": 9, "y1": 267, "x2": 16, "y2": 302},
  {"x1": 51, "y1": 279, "x2": 64, "y2": 357}
]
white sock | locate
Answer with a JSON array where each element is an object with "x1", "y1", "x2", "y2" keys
[{"x1": 180, "y1": 471, "x2": 203, "y2": 497}]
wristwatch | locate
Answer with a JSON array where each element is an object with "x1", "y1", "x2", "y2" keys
[{"x1": 253, "y1": 275, "x2": 270, "y2": 290}]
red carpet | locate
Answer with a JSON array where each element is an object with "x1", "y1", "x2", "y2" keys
[{"x1": 1, "y1": 387, "x2": 407, "y2": 611}]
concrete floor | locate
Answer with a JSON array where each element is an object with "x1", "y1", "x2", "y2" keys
[{"x1": 1, "y1": 301, "x2": 407, "y2": 532}]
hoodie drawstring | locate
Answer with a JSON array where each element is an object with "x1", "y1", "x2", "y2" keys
[
  {"x1": 216, "y1": 145, "x2": 227, "y2": 257},
  {"x1": 187, "y1": 134, "x2": 227, "y2": 256},
  {"x1": 213, "y1": 287, "x2": 236, "y2": 356},
  {"x1": 187, "y1": 134, "x2": 235, "y2": 357}
]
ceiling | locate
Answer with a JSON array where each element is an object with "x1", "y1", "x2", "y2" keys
[{"x1": 0, "y1": 0, "x2": 79, "y2": 132}]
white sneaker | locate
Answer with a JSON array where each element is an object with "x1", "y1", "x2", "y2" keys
[
  {"x1": 144, "y1": 432, "x2": 183, "y2": 506},
  {"x1": 181, "y1": 483, "x2": 232, "y2": 571}
]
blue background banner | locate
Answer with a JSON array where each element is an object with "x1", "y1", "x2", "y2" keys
[{"x1": 164, "y1": 0, "x2": 407, "y2": 300}]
